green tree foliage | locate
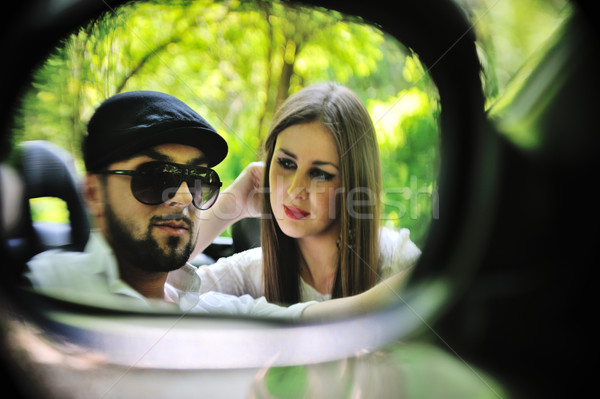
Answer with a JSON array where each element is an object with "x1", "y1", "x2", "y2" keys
[
  {"x1": 13, "y1": 0, "x2": 440, "y2": 246},
  {"x1": 455, "y1": 0, "x2": 570, "y2": 108}
]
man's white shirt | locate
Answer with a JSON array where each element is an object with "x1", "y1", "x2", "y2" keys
[{"x1": 25, "y1": 231, "x2": 313, "y2": 318}]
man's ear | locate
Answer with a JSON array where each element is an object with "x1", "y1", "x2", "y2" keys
[{"x1": 84, "y1": 173, "x2": 105, "y2": 218}]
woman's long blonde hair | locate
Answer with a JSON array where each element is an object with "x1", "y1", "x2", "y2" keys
[{"x1": 261, "y1": 82, "x2": 382, "y2": 304}]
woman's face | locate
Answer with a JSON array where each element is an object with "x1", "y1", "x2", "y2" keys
[{"x1": 269, "y1": 121, "x2": 342, "y2": 241}]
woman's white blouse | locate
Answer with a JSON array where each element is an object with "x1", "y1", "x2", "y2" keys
[{"x1": 197, "y1": 227, "x2": 421, "y2": 302}]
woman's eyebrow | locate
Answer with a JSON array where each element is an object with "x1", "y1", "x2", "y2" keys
[
  {"x1": 278, "y1": 148, "x2": 339, "y2": 170},
  {"x1": 313, "y1": 160, "x2": 339, "y2": 170},
  {"x1": 278, "y1": 148, "x2": 297, "y2": 159}
]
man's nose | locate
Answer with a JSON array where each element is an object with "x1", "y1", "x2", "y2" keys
[{"x1": 165, "y1": 181, "x2": 194, "y2": 208}]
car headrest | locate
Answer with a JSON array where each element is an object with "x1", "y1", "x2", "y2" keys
[
  {"x1": 5, "y1": 141, "x2": 90, "y2": 270},
  {"x1": 231, "y1": 217, "x2": 261, "y2": 254}
]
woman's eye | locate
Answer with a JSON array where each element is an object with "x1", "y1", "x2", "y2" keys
[
  {"x1": 277, "y1": 157, "x2": 296, "y2": 170},
  {"x1": 311, "y1": 169, "x2": 335, "y2": 181}
]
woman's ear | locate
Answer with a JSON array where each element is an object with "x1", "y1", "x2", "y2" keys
[{"x1": 83, "y1": 173, "x2": 104, "y2": 218}]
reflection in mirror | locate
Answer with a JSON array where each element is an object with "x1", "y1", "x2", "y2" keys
[
  {"x1": 453, "y1": 0, "x2": 571, "y2": 111},
  {"x1": 10, "y1": 0, "x2": 440, "y2": 317}
]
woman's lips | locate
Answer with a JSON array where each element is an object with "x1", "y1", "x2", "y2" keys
[{"x1": 283, "y1": 205, "x2": 310, "y2": 220}]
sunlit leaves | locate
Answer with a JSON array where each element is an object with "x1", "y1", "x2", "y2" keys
[{"x1": 454, "y1": 0, "x2": 571, "y2": 107}]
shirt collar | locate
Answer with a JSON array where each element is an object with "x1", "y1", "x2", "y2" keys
[
  {"x1": 165, "y1": 263, "x2": 203, "y2": 311},
  {"x1": 87, "y1": 231, "x2": 203, "y2": 310}
]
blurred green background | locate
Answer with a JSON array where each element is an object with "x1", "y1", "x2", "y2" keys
[{"x1": 12, "y1": 0, "x2": 570, "y2": 247}]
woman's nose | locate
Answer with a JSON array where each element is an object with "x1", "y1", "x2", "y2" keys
[{"x1": 287, "y1": 173, "x2": 309, "y2": 199}]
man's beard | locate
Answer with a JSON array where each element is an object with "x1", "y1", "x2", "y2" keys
[{"x1": 104, "y1": 203, "x2": 195, "y2": 273}]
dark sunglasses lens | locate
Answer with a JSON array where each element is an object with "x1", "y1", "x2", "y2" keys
[
  {"x1": 188, "y1": 170, "x2": 221, "y2": 210},
  {"x1": 130, "y1": 163, "x2": 179, "y2": 205}
]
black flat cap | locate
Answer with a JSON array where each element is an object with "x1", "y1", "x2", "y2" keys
[{"x1": 83, "y1": 91, "x2": 228, "y2": 171}]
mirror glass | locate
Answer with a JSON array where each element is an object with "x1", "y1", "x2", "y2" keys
[{"x1": 11, "y1": 0, "x2": 441, "y2": 316}]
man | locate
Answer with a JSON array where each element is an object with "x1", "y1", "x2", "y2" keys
[{"x1": 25, "y1": 91, "x2": 402, "y2": 319}]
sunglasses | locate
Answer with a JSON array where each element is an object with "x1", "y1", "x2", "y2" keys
[{"x1": 95, "y1": 161, "x2": 222, "y2": 210}]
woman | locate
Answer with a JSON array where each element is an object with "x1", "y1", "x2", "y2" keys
[{"x1": 193, "y1": 82, "x2": 420, "y2": 305}]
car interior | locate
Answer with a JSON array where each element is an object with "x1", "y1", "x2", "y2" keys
[{"x1": 1, "y1": 0, "x2": 597, "y2": 397}]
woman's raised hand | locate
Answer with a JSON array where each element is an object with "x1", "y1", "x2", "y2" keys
[
  {"x1": 212, "y1": 161, "x2": 265, "y2": 222},
  {"x1": 191, "y1": 162, "x2": 265, "y2": 258}
]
